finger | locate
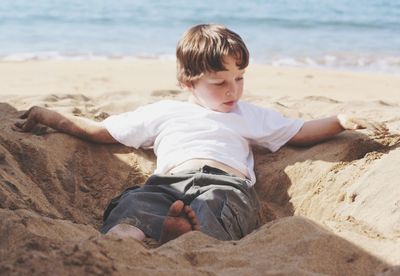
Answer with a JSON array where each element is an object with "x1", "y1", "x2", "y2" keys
[
  {"x1": 12, "y1": 122, "x2": 24, "y2": 132},
  {"x1": 16, "y1": 117, "x2": 38, "y2": 132},
  {"x1": 347, "y1": 116, "x2": 389, "y2": 134},
  {"x1": 369, "y1": 121, "x2": 389, "y2": 134},
  {"x1": 13, "y1": 121, "x2": 31, "y2": 132},
  {"x1": 22, "y1": 119, "x2": 37, "y2": 131},
  {"x1": 364, "y1": 122, "x2": 376, "y2": 131},
  {"x1": 346, "y1": 118, "x2": 366, "y2": 130},
  {"x1": 375, "y1": 122, "x2": 389, "y2": 134},
  {"x1": 357, "y1": 120, "x2": 381, "y2": 132},
  {"x1": 19, "y1": 110, "x2": 30, "y2": 119},
  {"x1": 14, "y1": 121, "x2": 23, "y2": 128},
  {"x1": 349, "y1": 120, "x2": 366, "y2": 130},
  {"x1": 372, "y1": 126, "x2": 387, "y2": 135}
]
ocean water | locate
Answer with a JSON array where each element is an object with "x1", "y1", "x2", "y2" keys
[{"x1": 1, "y1": 0, "x2": 399, "y2": 72}]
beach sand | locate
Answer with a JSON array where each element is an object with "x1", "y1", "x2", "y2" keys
[{"x1": 1, "y1": 59, "x2": 400, "y2": 275}]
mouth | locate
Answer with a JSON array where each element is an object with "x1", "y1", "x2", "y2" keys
[{"x1": 223, "y1": 100, "x2": 236, "y2": 107}]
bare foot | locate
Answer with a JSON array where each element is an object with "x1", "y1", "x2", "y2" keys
[{"x1": 159, "y1": 200, "x2": 200, "y2": 244}]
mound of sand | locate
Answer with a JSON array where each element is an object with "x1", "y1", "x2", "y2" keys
[{"x1": 1, "y1": 60, "x2": 400, "y2": 275}]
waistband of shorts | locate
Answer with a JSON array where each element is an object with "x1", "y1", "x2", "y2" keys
[
  {"x1": 172, "y1": 165, "x2": 248, "y2": 180},
  {"x1": 171, "y1": 165, "x2": 227, "y2": 175}
]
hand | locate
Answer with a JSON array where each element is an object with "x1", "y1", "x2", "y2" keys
[
  {"x1": 337, "y1": 114, "x2": 389, "y2": 135},
  {"x1": 12, "y1": 106, "x2": 41, "y2": 132}
]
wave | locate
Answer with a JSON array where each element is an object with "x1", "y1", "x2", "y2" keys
[
  {"x1": 2, "y1": 13, "x2": 399, "y2": 31},
  {"x1": 2, "y1": 51, "x2": 399, "y2": 73},
  {"x1": 268, "y1": 55, "x2": 400, "y2": 73}
]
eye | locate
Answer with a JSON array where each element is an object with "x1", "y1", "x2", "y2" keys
[
  {"x1": 236, "y1": 77, "x2": 244, "y2": 82},
  {"x1": 213, "y1": 81, "x2": 225, "y2": 86}
]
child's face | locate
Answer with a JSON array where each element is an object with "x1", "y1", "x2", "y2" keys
[{"x1": 188, "y1": 56, "x2": 245, "y2": 113}]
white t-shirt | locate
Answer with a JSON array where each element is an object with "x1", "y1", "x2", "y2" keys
[{"x1": 102, "y1": 100, "x2": 304, "y2": 186}]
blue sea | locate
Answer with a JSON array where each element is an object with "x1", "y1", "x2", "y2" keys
[{"x1": 1, "y1": 0, "x2": 400, "y2": 73}]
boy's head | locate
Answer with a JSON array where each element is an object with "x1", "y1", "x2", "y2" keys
[
  {"x1": 176, "y1": 24, "x2": 249, "y2": 112},
  {"x1": 176, "y1": 24, "x2": 249, "y2": 84}
]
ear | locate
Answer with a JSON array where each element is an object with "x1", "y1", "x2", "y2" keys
[{"x1": 180, "y1": 81, "x2": 195, "y2": 91}]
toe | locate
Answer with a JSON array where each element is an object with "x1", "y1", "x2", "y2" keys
[
  {"x1": 183, "y1": 206, "x2": 200, "y2": 230},
  {"x1": 167, "y1": 200, "x2": 185, "y2": 217},
  {"x1": 192, "y1": 218, "x2": 200, "y2": 230}
]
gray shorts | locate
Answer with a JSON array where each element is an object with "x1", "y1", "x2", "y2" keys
[{"x1": 100, "y1": 165, "x2": 260, "y2": 241}]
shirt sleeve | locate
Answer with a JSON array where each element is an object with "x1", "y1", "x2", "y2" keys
[
  {"x1": 101, "y1": 105, "x2": 155, "y2": 148},
  {"x1": 244, "y1": 103, "x2": 304, "y2": 152}
]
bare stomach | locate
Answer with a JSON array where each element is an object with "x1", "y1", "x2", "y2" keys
[{"x1": 168, "y1": 159, "x2": 249, "y2": 179}]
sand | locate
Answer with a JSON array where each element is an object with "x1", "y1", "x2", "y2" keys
[{"x1": 1, "y1": 59, "x2": 400, "y2": 275}]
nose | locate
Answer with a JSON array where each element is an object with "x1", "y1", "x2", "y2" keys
[{"x1": 226, "y1": 82, "x2": 237, "y2": 97}]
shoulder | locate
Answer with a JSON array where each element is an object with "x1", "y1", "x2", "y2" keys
[
  {"x1": 236, "y1": 100, "x2": 301, "y2": 127},
  {"x1": 142, "y1": 99, "x2": 180, "y2": 108},
  {"x1": 236, "y1": 100, "x2": 278, "y2": 117},
  {"x1": 135, "y1": 100, "x2": 187, "y2": 113},
  {"x1": 104, "y1": 100, "x2": 182, "y2": 123}
]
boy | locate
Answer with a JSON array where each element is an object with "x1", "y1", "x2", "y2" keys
[{"x1": 13, "y1": 24, "x2": 388, "y2": 244}]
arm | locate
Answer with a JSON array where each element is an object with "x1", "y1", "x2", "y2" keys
[
  {"x1": 288, "y1": 114, "x2": 388, "y2": 147},
  {"x1": 13, "y1": 106, "x2": 118, "y2": 144}
]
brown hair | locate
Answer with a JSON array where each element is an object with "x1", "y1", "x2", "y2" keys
[{"x1": 176, "y1": 24, "x2": 249, "y2": 85}]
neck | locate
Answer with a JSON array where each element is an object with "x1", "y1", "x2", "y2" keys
[{"x1": 187, "y1": 94, "x2": 204, "y2": 108}]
